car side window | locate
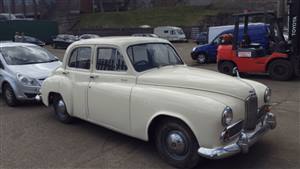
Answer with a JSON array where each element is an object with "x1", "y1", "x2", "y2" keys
[
  {"x1": 96, "y1": 48, "x2": 127, "y2": 71},
  {"x1": 164, "y1": 30, "x2": 169, "y2": 34},
  {"x1": 68, "y1": 47, "x2": 91, "y2": 70}
]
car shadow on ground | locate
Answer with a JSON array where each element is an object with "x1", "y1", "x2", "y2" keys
[{"x1": 0, "y1": 87, "x2": 298, "y2": 168}]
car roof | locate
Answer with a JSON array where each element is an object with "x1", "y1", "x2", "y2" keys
[
  {"x1": 71, "y1": 36, "x2": 169, "y2": 47},
  {"x1": 0, "y1": 42, "x2": 36, "y2": 48}
]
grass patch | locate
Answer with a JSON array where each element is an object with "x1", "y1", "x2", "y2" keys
[{"x1": 79, "y1": 6, "x2": 219, "y2": 28}]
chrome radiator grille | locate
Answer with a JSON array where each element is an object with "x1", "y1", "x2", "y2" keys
[{"x1": 245, "y1": 93, "x2": 258, "y2": 130}]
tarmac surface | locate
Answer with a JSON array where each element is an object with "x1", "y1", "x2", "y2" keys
[{"x1": 0, "y1": 42, "x2": 299, "y2": 169}]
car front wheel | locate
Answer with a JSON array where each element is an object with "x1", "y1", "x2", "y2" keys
[
  {"x1": 155, "y1": 119, "x2": 200, "y2": 169},
  {"x1": 53, "y1": 95, "x2": 73, "y2": 123},
  {"x1": 3, "y1": 83, "x2": 18, "y2": 106},
  {"x1": 197, "y1": 54, "x2": 207, "y2": 64}
]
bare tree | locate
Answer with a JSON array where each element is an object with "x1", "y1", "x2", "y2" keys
[
  {"x1": 22, "y1": 0, "x2": 26, "y2": 16},
  {"x1": 99, "y1": 0, "x2": 104, "y2": 12},
  {"x1": 0, "y1": 0, "x2": 4, "y2": 13},
  {"x1": 33, "y1": 0, "x2": 38, "y2": 19}
]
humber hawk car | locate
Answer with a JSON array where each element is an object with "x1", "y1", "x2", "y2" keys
[{"x1": 40, "y1": 37, "x2": 276, "y2": 169}]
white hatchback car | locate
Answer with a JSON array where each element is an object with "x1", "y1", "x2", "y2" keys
[{"x1": 40, "y1": 37, "x2": 276, "y2": 169}]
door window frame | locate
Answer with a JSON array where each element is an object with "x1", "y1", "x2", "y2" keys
[
  {"x1": 66, "y1": 45, "x2": 94, "y2": 72},
  {"x1": 93, "y1": 45, "x2": 130, "y2": 75}
]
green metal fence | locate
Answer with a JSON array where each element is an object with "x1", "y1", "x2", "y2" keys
[{"x1": 0, "y1": 20, "x2": 58, "y2": 43}]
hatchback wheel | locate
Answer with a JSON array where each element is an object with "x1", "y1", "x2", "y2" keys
[
  {"x1": 3, "y1": 83, "x2": 18, "y2": 107},
  {"x1": 155, "y1": 119, "x2": 200, "y2": 169},
  {"x1": 53, "y1": 95, "x2": 73, "y2": 123}
]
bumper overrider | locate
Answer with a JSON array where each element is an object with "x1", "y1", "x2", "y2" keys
[{"x1": 198, "y1": 112, "x2": 276, "y2": 159}]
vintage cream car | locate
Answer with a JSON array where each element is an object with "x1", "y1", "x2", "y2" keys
[{"x1": 40, "y1": 37, "x2": 276, "y2": 169}]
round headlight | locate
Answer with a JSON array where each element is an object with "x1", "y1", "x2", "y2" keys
[
  {"x1": 17, "y1": 74, "x2": 39, "y2": 87},
  {"x1": 264, "y1": 88, "x2": 272, "y2": 104},
  {"x1": 222, "y1": 106, "x2": 233, "y2": 126}
]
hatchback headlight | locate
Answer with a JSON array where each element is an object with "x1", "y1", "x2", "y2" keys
[
  {"x1": 222, "y1": 106, "x2": 233, "y2": 126},
  {"x1": 264, "y1": 88, "x2": 271, "y2": 104},
  {"x1": 17, "y1": 74, "x2": 39, "y2": 87}
]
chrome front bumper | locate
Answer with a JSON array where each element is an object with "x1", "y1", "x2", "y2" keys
[{"x1": 198, "y1": 112, "x2": 276, "y2": 159}]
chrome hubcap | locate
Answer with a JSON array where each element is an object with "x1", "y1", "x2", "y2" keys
[
  {"x1": 197, "y1": 55, "x2": 206, "y2": 63},
  {"x1": 56, "y1": 99, "x2": 66, "y2": 118},
  {"x1": 166, "y1": 131, "x2": 187, "y2": 155}
]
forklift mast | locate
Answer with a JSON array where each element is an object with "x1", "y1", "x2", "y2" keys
[
  {"x1": 288, "y1": 0, "x2": 300, "y2": 76},
  {"x1": 288, "y1": 0, "x2": 300, "y2": 56}
]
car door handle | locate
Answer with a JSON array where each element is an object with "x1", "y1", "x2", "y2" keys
[
  {"x1": 90, "y1": 75, "x2": 99, "y2": 79},
  {"x1": 62, "y1": 71, "x2": 69, "y2": 75},
  {"x1": 120, "y1": 79, "x2": 128, "y2": 82}
]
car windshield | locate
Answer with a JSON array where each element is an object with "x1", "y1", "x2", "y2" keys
[
  {"x1": 0, "y1": 46, "x2": 58, "y2": 65},
  {"x1": 127, "y1": 43, "x2": 184, "y2": 72}
]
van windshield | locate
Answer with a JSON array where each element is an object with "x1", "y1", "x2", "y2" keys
[
  {"x1": 127, "y1": 43, "x2": 184, "y2": 72},
  {"x1": 177, "y1": 29, "x2": 184, "y2": 35}
]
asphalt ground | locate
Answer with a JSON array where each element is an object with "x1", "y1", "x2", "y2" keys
[{"x1": 0, "y1": 42, "x2": 299, "y2": 169}]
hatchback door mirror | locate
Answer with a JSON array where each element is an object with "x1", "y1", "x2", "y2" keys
[{"x1": 0, "y1": 61, "x2": 4, "y2": 69}]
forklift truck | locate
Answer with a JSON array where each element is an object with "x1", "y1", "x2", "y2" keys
[{"x1": 217, "y1": 0, "x2": 299, "y2": 80}]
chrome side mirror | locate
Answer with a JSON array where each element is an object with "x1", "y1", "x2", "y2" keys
[{"x1": 233, "y1": 67, "x2": 240, "y2": 78}]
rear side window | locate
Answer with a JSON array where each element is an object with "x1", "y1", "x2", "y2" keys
[
  {"x1": 68, "y1": 47, "x2": 91, "y2": 70},
  {"x1": 96, "y1": 48, "x2": 127, "y2": 71}
]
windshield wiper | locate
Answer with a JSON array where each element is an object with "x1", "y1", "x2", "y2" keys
[{"x1": 22, "y1": 59, "x2": 59, "y2": 65}]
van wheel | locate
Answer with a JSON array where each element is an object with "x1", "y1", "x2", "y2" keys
[
  {"x1": 197, "y1": 54, "x2": 207, "y2": 64},
  {"x1": 53, "y1": 95, "x2": 73, "y2": 123},
  {"x1": 218, "y1": 61, "x2": 235, "y2": 76},
  {"x1": 3, "y1": 83, "x2": 18, "y2": 107},
  {"x1": 268, "y1": 60, "x2": 293, "y2": 81},
  {"x1": 155, "y1": 119, "x2": 200, "y2": 169}
]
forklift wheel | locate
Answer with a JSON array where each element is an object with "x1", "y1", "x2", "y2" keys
[
  {"x1": 218, "y1": 61, "x2": 235, "y2": 76},
  {"x1": 268, "y1": 60, "x2": 294, "y2": 81}
]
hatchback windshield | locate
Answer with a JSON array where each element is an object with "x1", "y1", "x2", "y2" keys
[
  {"x1": 127, "y1": 43, "x2": 183, "y2": 72},
  {"x1": 1, "y1": 46, "x2": 58, "y2": 65}
]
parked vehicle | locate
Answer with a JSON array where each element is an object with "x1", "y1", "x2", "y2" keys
[
  {"x1": 40, "y1": 37, "x2": 276, "y2": 169},
  {"x1": 0, "y1": 13, "x2": 16, "y2": 21},
  {"x1": 79, "y1": 34, "x2": 100, "y2": 40},
  {"x1": 0, "y1": 43, "x2": 61, "y2": 106},
  {"x1": 132, "y1": 33, "x2": 158, "y2": 38},
  {"x1": 193, "y1": 32, "x2": 208, "y2": 45},
  {"x1": 15, "y1": 35, "x2": 46, "y2": 46},
  {"x1": 218, "y1": 3, "x2": 300, "y2": 81},
  {"x1": 52, "y1": 34, "x2": 78, "y2": 49},
  {"x1": 191, "y1": 24, "x2": 269, "y2": 64},
  {"x1": 154, "y1": 26, "x2": 187, "y2": 42},
  {"x1": 14, "y1": 13, "x2": 34, "y2": 20}
]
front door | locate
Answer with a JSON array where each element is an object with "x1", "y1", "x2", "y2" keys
[
  {"x1": 65, "y1": 46, "x2": 92, "y2": 119},
  {"x1": 87, "y1": 47, "x2": 135, "y2": 133}
]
